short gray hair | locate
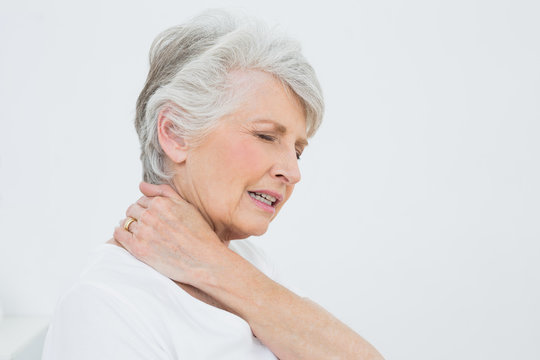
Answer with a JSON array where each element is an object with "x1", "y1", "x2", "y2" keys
[{"x1": 135, "y1": 9, "x2": 325, "y2": 184}]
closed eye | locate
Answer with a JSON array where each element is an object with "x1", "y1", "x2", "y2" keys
[
  {"x1": 256, "y1": 133, "x2": 276, "y2": 142},
  {"x1": 255, "y1": 132, "x2": 302, "y2": 160}
]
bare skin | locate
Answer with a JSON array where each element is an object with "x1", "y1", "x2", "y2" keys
[
  {"x1": 113, "y1": 183, "x2": 384, "y2": 360},
  {"x1": 113, "y1": 71, "x2": 384, "y2": 359},
  {"x1": 107, "y1": 238, "x2": 227, "y2": 311}
]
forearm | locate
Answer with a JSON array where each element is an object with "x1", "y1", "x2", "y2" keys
[{"x1": 197, "y1": 249, "x2": 384, "y2": 360}]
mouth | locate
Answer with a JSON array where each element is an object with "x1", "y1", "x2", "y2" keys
[{"x1": 247, "y1": 190, "x2": 282, "y2": 212}]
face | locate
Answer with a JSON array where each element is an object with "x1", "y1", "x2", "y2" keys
[{"x1": 174, "y1": 70, "x2": 308, "y2": 242}]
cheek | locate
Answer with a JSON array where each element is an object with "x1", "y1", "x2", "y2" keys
[
  {"x1": 222, "y1": 137, "x2": 267, "y2": 175},
  {"x1": 203, "y1": 137, "x2": 267, "y2": 215}
]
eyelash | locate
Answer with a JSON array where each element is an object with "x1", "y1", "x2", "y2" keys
[
  {"x1": 256, "y1": 133, "x2": 302, "y2": 160},
  {"x1": 257, "y1": 134, "x2": 276, "y2": 142}
]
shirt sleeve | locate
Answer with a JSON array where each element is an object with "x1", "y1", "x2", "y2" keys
[{"x1": 42, "y1": 282, "x2": 171, "y2": 360}]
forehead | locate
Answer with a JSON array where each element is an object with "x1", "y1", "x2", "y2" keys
[{"x1": 225, "y1": 70, "x2": 307, "y2": 137}]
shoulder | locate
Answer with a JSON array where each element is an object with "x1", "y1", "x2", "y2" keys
[
  {"x1": 43, "y1": 280, "x2": 171, "y2": 359},
  {"x1": 42, "y1": 244, "x2": 174, "y2": 359},
  {"x1": 61, "y1": 244, "x2": 179, "y2": 317}
]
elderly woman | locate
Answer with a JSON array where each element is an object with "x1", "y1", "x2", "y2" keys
[{"x1": 42, "y1": 10, "x2": 383, "y2": 360}]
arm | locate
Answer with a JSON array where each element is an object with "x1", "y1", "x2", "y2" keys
[
  {"x1": 198, "y1": 248, "x2": 384, "y2": 360},
  {"x1": 115, "y1": 182, "x2": 384, "y2": 360}
]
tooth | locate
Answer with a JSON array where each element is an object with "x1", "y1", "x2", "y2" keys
[
  {"x1": 249, "y1": 192, "x2": 276, "y2": 206},
  {"x1": 256, "y1": 193, "x2": 276, "y2": 202},
  {"x1": 256, "y1": 195, "x2": 271, "y2": 206}
]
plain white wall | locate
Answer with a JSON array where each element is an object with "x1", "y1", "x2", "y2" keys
[{"x1": 1, "y1": 0, "x2": 539, "y2": 359}]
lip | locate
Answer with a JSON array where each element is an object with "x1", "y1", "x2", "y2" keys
[
  {"x1": 249, "y1": 190, "x2": 283, "y2": 205},
  {"x1": 247, "y1": 190, "x2": 284, "y2": 213}
]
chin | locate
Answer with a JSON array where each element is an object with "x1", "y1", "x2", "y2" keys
[
  {"x1": 248, "y1": 226, "x2": 269, "y2": 237},
  {"x1": 231, "y1": 221, "x2": 270, "y2": 239}
]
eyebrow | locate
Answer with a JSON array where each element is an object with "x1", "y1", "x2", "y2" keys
[{"x1": 251, "y1": 119, "x2": 309, "y2": 148}]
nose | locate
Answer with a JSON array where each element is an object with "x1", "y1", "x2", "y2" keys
[{"x1": 271, "y1": 150, "x2": 301, "y2": 185}]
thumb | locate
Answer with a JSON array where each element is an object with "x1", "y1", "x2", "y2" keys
[{"x1": 139, "y1": 182, "x2": 181, "y2": 199}]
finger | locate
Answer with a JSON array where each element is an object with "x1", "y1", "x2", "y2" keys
[
  {"x1": 126, "y1": 203, "x2": 145, "y2": 221},
  {"x1": 113, "y1": 225, "x2": 136, "y2": 253},
  {"x1": 119, "y1": 216, "x2": 139, "y2": 234},
  {"x1": 139, "y1": 182, "x2": 180, "y2": 199},
  {"x1": 128, "y1": 217, "x2": 140, "y2": 233},
  {"x1": 136, "y1": 196, "x2": 151, "y2": 208}
]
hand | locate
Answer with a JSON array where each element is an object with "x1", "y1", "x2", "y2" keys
[{"x1": 114, "y1": 182, "x2": 229, "y2": 287}]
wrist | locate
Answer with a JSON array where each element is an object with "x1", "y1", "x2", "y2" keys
[
  {"x1": 194, "y1": 246, "x2": 270, "y2": 319},
  {"x1": 189, "y1": 245, "x2": 238, "y2": 291}
]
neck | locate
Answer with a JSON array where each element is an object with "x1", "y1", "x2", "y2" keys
[{"x1": 169, "y1": 175, "x2": 235, "y2": 246}]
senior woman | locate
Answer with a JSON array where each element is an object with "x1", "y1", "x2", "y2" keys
[{"x1": 42, "y1": 10, "x2": 383, "y2": 360}]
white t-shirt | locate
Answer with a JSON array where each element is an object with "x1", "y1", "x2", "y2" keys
[{"x1": 42, "y1": 240, "x2": 291, "y2": 360}]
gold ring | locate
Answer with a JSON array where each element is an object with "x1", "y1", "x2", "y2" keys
[{"x1": 123, "y1": 217, "x2": 137, "y2": 232}]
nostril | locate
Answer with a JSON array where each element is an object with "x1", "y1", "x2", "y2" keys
[{"x1": 275, "y1": 173, "x2": 290, "y2": 184}]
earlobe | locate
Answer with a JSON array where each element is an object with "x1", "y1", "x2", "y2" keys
[{"x1": 157, "y1": 109, "x2": 188, "y2": 164}]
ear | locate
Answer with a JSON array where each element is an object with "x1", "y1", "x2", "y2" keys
[{"x1": 157, "y1": 109, "x2": 188, "y2": 164}]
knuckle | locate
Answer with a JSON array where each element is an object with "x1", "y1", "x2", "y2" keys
[
  {"x1": 138, "y1": 225, "x2": 153, "y2": 240},
  {"x1": 139, "y1": 210, "x2": 152, "y2": 225},
  {"x1": 151, "y1": 197, "x2": 163, "y2": 207},
  {"x1": 152, "y1": 196, "x2": 170, "y2": 210},
  {"x1": 125, "y1": 204, "x2": 134, "y2": 217}
]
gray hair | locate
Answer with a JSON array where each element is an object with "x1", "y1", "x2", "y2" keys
[{"x1": 135, "y1": 9, "x2": 325, "y2": 184}]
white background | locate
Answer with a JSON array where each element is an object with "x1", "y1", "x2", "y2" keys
[{"x1": 1, "y1": 0, "x2": 539, "y2": 359}]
